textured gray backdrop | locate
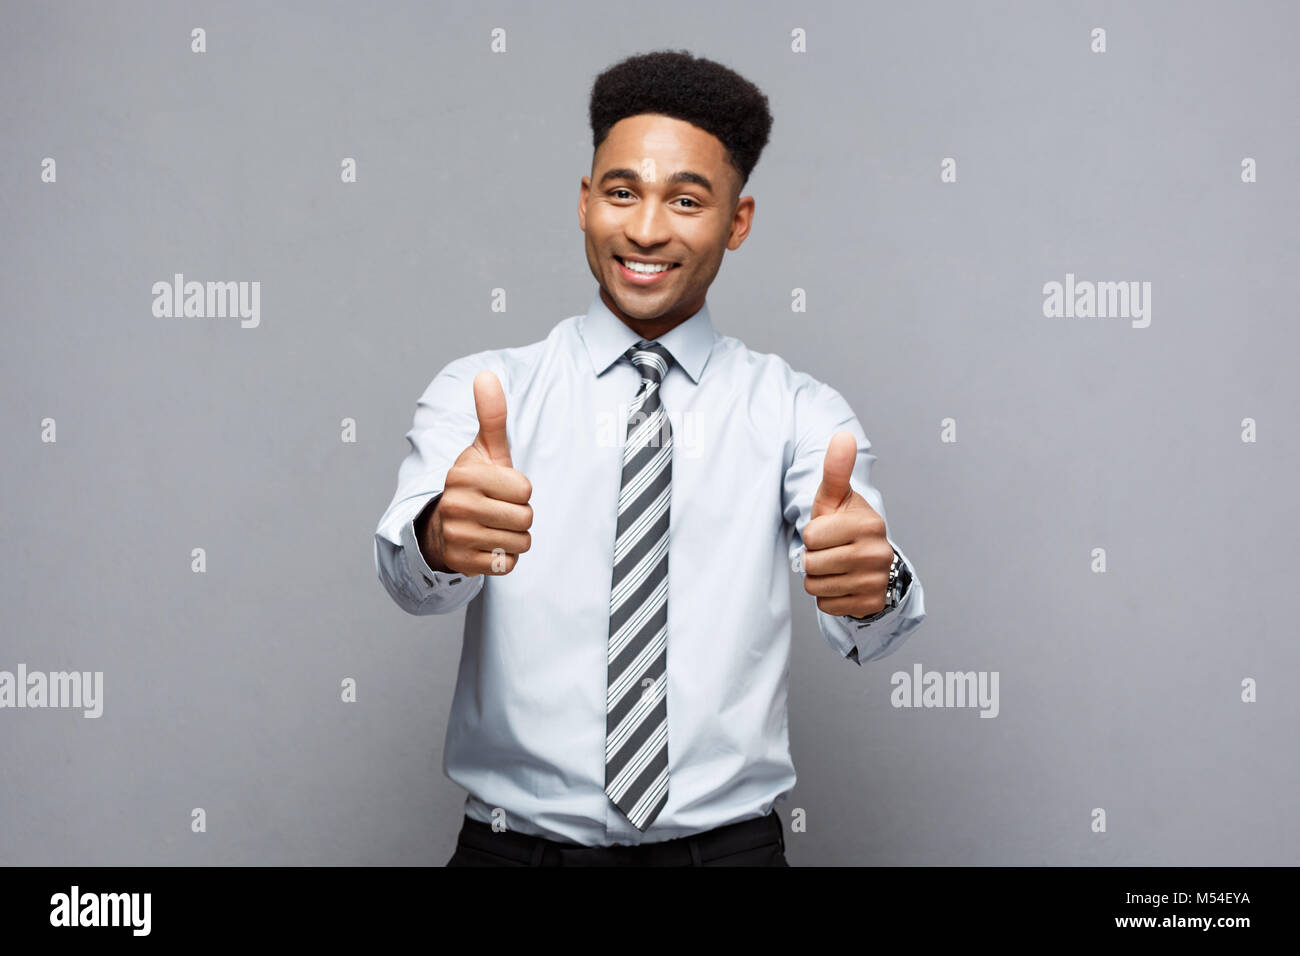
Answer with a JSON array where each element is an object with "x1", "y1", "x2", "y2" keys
[{"x1": 2, "y1": 0, "x2": 1296, "y2": 865}]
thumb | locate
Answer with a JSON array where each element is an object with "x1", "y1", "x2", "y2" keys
[
  {"x1": 472, "y1": 370, "x2": 512, "y2": 467},
  {"x1": 810, "y1": 431, "x2": 857, "y2": 521}
]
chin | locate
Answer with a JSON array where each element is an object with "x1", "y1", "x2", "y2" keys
[{"x1": 608, "y1": 290, "x2": 662, "y2": 316}]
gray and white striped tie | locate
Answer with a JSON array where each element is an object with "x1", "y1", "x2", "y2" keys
[{"x1": 605, "y1": 339, "x2": 673, "y2": 831}]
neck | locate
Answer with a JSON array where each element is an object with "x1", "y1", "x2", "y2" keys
[{"x1": 601, "y1": 287, "x2": 703, "y2": 342}]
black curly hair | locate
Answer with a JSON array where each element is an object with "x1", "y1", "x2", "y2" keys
[{"x1": 588, "y1": 49, "x2": 773, "y2": 197}]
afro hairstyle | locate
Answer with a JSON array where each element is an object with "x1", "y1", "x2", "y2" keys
[{"x1": 588, "y1": 49, "x2": 774, "y2": 196}]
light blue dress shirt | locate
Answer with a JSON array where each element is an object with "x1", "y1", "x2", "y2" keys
[{"x1": 374, "y1": 289, "x2": 926, "y2": 846}]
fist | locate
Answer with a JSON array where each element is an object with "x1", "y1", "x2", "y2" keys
[
  {"x1": 421, "y1": 370, "x2": 534, "y2": 577},
  {"x1": 800, "y1": 431, "x2": 895, "y2": 618}
]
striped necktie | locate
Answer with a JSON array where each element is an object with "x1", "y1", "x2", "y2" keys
[{"x1": 605, "y1": 339, "x2": 673, "y2": 831}]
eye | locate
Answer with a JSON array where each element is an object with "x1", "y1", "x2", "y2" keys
[
  {"x1": 610, "y1": 188, "x2": 634, "y2": 199},
  {"x1": 676, "y1": 197, "x2": 700, "y2": 209}
]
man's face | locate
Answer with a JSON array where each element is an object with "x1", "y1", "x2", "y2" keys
[{"x1": 579, "y1": 113, "x2": 755, "y2": 337}]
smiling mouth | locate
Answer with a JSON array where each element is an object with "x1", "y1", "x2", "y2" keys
[
  {"x1": 614, "y1": 255, "x2": 681, "y2": 274},
  {"x1": 616, "y1": 256, "x2": 681, "y2": 267}
]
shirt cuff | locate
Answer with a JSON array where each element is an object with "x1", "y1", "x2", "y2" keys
[
  {"x1": 819, "y1": 544, "x2": 922, "y2": 666},
  {"x1": 398, "y1": 494, "x2": 476, "y2": 597}
]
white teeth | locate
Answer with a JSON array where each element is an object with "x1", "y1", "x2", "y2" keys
[{"x1": 621, "y1": 259, "x2": 673, "y2": 274}]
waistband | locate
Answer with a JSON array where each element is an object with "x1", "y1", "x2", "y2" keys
[{"x1": 455, "y1": 809, "x2": 785, "y2": 866}]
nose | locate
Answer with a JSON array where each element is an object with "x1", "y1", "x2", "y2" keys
[{"x1": 624, "y1": 197, "x2": 672, "y2": 250}]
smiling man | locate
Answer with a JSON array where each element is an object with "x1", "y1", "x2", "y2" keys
[{"x1": 374, "y1": 49, "x2": 926, "y2": 867}]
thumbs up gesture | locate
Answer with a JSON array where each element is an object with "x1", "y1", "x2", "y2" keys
[
  {"x1": 800, "y1": 431, "x2": 895, "y2": 618},
  {"x1": 417, "y1": 370, "x2": 534, "y2": 577}
]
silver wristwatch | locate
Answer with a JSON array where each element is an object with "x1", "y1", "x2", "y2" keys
[{"x1": 848, "y1": 548, "x2": 910, "y2": 626}]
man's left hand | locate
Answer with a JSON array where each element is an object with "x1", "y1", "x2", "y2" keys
[{"x1": 801, "y1": 431, "x2": 895, "y2": 618}]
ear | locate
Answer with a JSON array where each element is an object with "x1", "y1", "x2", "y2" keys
[
  {"x1": 578, "y1": 175, "x2": 590, "y2": 230},
  {"x1": 726, "y1": 194, "x2": 755, "y2": 251}
]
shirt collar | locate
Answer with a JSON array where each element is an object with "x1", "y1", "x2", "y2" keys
[{"x1": 578, "y1": 288, "x2": 714, "y2": 385}]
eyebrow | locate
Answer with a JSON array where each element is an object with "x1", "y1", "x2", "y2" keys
[{"x1": 598, "y1": 167, "x2": 714, "y2": 194}]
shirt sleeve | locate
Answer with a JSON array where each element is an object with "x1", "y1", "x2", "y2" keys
[
  {"x1": 373, "y1": 352, "x2": 503, "y2": 616},
  {"x1": 781, "y1": 373, "x2": 926, "y2": 665}
]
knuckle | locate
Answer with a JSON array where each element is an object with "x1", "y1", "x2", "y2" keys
[
  {"x1": 435, "y1": 490, "x2": 458, "y2": 517},
  {"x1": 445, "y1": 463, "x2": 469, "y2": 488}
]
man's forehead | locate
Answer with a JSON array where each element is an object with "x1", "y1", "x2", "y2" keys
[{"x1": 602, "y1": 114, "x2": 725, "y2": 154}]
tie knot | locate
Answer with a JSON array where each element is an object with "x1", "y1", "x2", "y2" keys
[{"x1": 626, "y1": 339, "x2": 672, "y2": 384}]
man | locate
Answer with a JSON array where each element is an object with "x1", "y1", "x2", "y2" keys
[{"x1": 374, "y1": 49, "x2": 926, "y2": 866}]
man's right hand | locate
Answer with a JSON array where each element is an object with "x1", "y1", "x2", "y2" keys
[{"x1": 417, "y1": 370, "x2": 533, "y2": 577}]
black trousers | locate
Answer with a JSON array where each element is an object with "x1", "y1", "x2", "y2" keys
[{"x1": 446, "y1": 809, "x2": 790, "y2": 866}]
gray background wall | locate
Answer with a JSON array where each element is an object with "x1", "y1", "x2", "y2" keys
[{"x1": 2, "y1": 0, "x2": 1296, "y2": 865}]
